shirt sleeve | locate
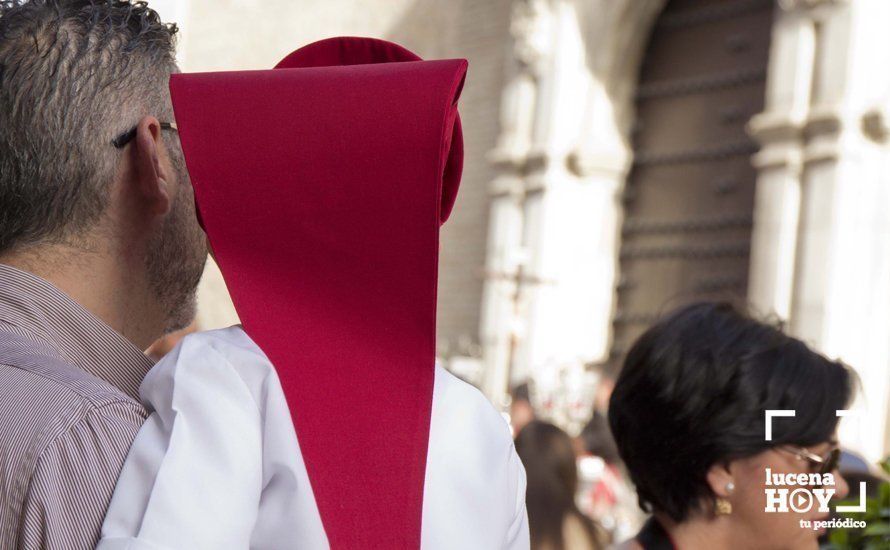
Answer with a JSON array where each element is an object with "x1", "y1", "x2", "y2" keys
[
  {"x1": 502, "y1": 442, "x2": 531, "y2": 550},
  {"x1": 17, "y1": 402, "x2": 145, "y2": 550}
]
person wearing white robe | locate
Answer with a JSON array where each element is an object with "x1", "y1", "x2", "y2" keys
[{"x1": 96, "y1": 326, "x2": 529, "y2": 549}]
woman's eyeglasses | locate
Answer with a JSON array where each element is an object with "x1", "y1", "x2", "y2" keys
[
  {"x1": 780, "y1": 445, "x2": 841, "y2": 476},
  {"x1": 112, "y1": 122, "x2": 178, "y2": 149}
]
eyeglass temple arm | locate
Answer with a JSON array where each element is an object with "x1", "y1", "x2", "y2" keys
[{"x1": 111, "y1": 122, "x2": 178, "y2": 149}]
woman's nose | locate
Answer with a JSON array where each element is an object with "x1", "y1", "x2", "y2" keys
[{"x1": 832, "y1": 469, "x2": 849, "y2": 500}]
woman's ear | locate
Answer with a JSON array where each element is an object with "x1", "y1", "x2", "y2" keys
[{"x1": 706, "y1": 461, "x2": 736, "y2": 498}]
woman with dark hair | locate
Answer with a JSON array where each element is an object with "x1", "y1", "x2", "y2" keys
[
  {"x1": 608, "y1": 302, "x2": 853, "y2": 550},
  {"x1": 516, "y1": 421, "x2": 605, "y2": 550}
]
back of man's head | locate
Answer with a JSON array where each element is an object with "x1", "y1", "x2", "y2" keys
[{"x1": 0, "y1": 0, "x2": 178, "y2": 254}]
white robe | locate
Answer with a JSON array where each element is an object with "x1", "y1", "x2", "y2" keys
[{"x1": 96, "y1": 326, "x2": 529, "y2": 549}]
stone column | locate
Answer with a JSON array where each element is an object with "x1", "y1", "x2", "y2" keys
[
  {"x1": 747, "y1": 6, "x2": 816, "y2": 319},
  {"x1": 481, "y1": 0, "x2": 664, "y2": 410},
  {"x1": 480, "y1": 0, "x2": 554, "y2": 403},
  {"x1": 751, "y1": 0, "x2": 890, "y2": 461}
]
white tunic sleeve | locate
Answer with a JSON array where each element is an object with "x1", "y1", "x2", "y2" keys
[
  {"x1": 96, "y1": 326, "x2": 327, "y2": 550},
  {"x1": 422, "y1": 367, "x2": 530, "y2": 549}
]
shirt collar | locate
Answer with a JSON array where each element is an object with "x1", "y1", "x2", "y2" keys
[{"x1": 0, "y1": 263, "x2": 154, "y2": 401}]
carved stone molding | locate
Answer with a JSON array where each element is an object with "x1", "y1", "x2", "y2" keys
[
  {"x1": 802, "y1": 138, "x2": 844, "y2": 165},
  {"x1": 748, "y1": 108, "x2": 846, "y2": 169},
  {"x1": 751, "y1": 145, "x2": 804, "y2": 171},
  {"x1": 802, "y1": 106, "x2": 843, "y2": 139},
  {"x1": 509, "y1": 0, "x2": 553, "y2": 76},
  {"x1": 747, "y1": 111, "x2": 804, "y2": 145},
  {"x1": 489, "y1": 0, "x2": 554, "y2": 172},
  {"x1": 488, "y1": 174, "x2": 526, "y2": 199},
  {"x1": 488, "y1": 149, "x2": 528, "y2": 171},
  {"x1": 861, "y1": 108, "x2": 890, "y2": 144},
  {"x1": 523, "y1": 173, "x2": 549, "y2": 194},
  {"x1": 566, "y1": 148, "x2": 630, "y2": 178}
]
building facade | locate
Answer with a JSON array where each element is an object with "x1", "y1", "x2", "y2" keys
[
  {"x1": 481, "y1": 0, "x2": 889, "y2": 462},
  {"x1": 159, "y1": 0, "x2": 890, "y2": 462}
]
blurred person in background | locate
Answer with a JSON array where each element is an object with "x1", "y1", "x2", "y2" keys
[
  {"x1": 577, "y1": 364, "x2": 618, "y2": 462},
  {"x1": 511, "y1": 381, "x2": 537, "y2": 436},
  {"x1": 576, "y1": 399, "x2": 640, "y2": 542},
  {"x1": 578, "y1": 404, "x2": 619, "y2": 465},
  {"x1": 608, "y1": 302, "x2": 853, "y2": 550},
  {"x1": 516, "y1": 420, "x2": 606, "y2": 550}
]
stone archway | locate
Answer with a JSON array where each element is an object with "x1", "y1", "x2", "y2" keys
[{"x1": 480, "y1": 0, "x2": 666, "y2": 404}]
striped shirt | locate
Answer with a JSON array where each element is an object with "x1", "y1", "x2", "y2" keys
[{"x1": 0, "y1": 264, "x2": 154, "y2": 549}]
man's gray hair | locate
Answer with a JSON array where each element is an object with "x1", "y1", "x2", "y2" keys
[{"x1": 0, "y1": 0, "x2": 178, "y2": 254}]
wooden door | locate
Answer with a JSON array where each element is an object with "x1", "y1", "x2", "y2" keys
[{"x1": 610, "y1": 0, "x2": 775, "y2": 361}]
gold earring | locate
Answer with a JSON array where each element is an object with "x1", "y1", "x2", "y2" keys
[{"x1": 715, "y1": 498, "x2": 733, "y2": 516}]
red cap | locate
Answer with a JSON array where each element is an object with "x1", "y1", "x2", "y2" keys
[{"x1": 170, "y1": 37, "x2": 467, "y2": 548}]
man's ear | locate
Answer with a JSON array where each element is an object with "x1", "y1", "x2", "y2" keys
[{"x1": 133, "y1": 116, "x2": 173, "y2": 216}]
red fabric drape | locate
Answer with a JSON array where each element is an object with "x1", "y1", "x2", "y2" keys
[{"x1": 169, "y1": 37, "x2": 467, "y2": 548}]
